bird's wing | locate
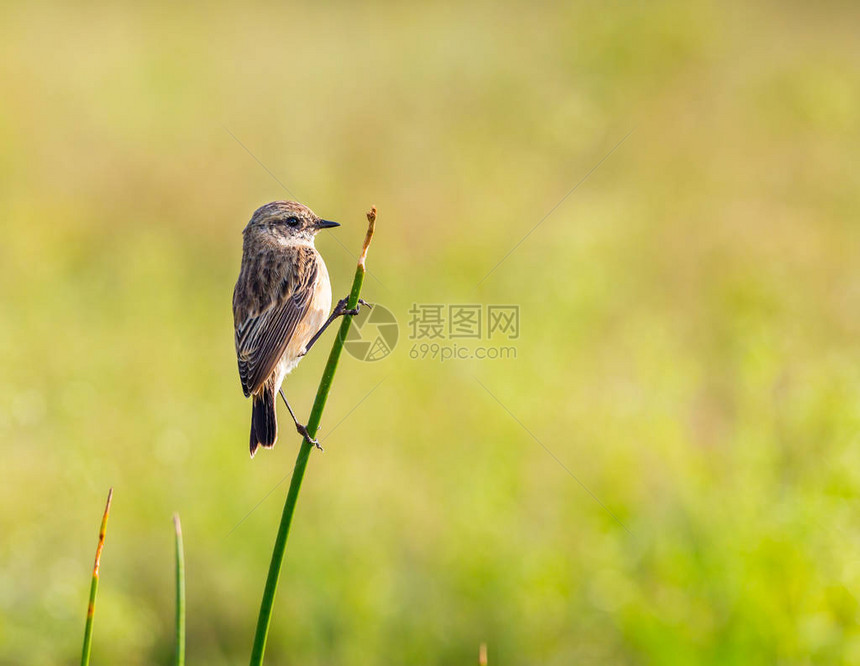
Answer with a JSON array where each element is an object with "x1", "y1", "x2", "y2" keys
[{"x1": 233, "y1": 246, "x2": 319, "y2": 396}]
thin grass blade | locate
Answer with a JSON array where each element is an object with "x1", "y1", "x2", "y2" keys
[
  {"x1": 174, "y1": 513, "x2": 186, "y2": 666},
  {"x1": 80, "y1": 488, "x2": 113, "y2": 666}
]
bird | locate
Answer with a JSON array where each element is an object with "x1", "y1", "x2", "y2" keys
[{"x1": 232, "y1": 200, "x2": 363, "y2": 457}]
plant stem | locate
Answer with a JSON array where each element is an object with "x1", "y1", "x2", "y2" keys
[
  {"x1": 174, "y1": 513, "x2": 186, "y2": 666},
  {"x1": 249, "y1": 207, "x2": 377, "y2": 666},
  {"x1": 81, "y1": 488, "x2": 113, "y2": 666}
]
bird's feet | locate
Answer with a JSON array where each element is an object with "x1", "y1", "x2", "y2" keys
[
  {"x1": 297, "y1": 298, "x2": 374, "y2": 358},
  {"x1": 296, "y1": 423, "x2": 323, "y2": 451},
  {"x1": 334, "y1": 297, "x2": 373, "y2": 317}
]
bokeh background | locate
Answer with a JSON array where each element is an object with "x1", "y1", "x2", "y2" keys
[{"x1": 1, "y1": 1, "x2": 859, "y2": 664}]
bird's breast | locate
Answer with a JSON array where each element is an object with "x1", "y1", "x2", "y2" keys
[
  {"x1": 275, "y1": 253, "x2": 332, "y2": 384},
  {"x1": 310, "y1": 254, "x2": 333, "y2": 321}
]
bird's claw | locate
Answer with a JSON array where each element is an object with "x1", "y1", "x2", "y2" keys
[
  {"x1": 296, "y1": 423, "x2": 323, "y2": 451},
  {"x1": 336, "y1": 297, "x2": 373, "y2": 317}
]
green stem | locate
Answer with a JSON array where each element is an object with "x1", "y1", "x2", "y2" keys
[
  {"x1": 81, "y1": 488, "x2": 113, "y2": 666},
  {"x1": 249, "y1": 208, "x2": 377, "y2": 666},
  {"x1": 174, "y1": 514, "x2": 186, "y2": 666}
]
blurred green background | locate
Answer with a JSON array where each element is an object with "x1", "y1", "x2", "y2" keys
[{"x1": 1, "y1": 1, "x2": 858, "y2": 663}]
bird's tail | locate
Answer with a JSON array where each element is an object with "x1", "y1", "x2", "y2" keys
[{"x1": 250, "y1": 386, "x2": 278, "y2": 457}]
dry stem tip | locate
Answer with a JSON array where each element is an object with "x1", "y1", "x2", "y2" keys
[{"x1": 359, "y1": 206, "x2": 377, "y2": 268}]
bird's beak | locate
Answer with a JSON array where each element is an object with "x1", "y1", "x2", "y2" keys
[{"x1": 315, "y1": 219, "x2": 340, "y2": 230}]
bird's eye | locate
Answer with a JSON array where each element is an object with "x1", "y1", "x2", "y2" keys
[{"x1": 285, "y1": 216, "x2": 300, "y2": 227}]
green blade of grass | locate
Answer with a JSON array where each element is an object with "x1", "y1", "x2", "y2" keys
[
  {"x1": 80, "y1": 488, "x2": 113, "y2": 666},
  {"x1": 249, "y1": 207, "x2": 377, "y2": 666},
  {"x1": 173, "y1": 513, "x2": 186, "y2": 666}
]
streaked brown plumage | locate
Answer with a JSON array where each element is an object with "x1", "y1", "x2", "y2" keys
[{"x1": 233, "y1": 201, "x2": 338, "y2": 457}]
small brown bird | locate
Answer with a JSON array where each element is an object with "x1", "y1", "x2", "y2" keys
[{"x1": 233, "y1": 201, "x2": 362, "y2": 457}]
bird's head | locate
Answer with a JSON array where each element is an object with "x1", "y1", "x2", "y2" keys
[{"x1": 243, "y1": 200, "x2": 339, "y2": 245}]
